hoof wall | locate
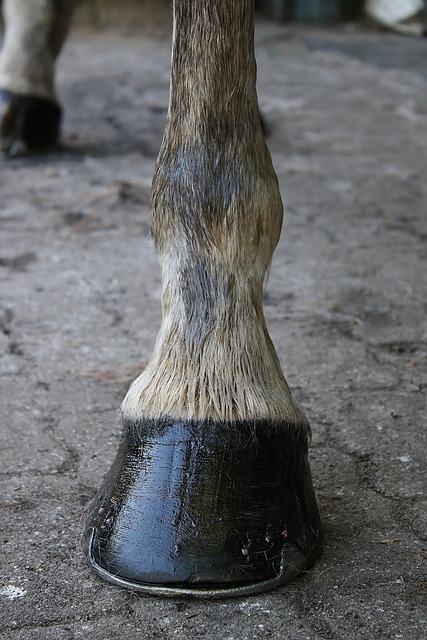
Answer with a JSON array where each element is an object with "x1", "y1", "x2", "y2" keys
[
  {"x1": 0, "y1": 90, "x2": 61, "y2": 154},
  {"x1": 83, "y1": 418, "x2": 322, "y2": 598}
]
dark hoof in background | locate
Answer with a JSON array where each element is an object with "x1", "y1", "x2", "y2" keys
[
  {"x1": 0, "y1": 89, "x2": 61, "y2": 156},
  {"x1": 83, "y1": 418, "x2": 322, "y2": 598}
]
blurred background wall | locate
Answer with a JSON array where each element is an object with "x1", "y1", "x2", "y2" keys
[{"x1": 71, "y1": 0, "x2": 365, "y2": 30}]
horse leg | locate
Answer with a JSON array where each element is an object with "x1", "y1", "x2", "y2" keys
[
  {"x1": 0, "y1": 0, "x2": 73, "y2": 154},
  {"x1": 83, "y1": 0, "x2": 322, "y2": 597}
]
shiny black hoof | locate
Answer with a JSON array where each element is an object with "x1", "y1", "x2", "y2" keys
[
  {"x1": 0, "y1": 89, "x2": 61, "y2": 155},
  {"x1": 83, "y1": 418, "x2": 322, "y2": 598}
]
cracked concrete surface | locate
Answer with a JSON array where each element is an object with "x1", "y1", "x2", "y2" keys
[{"x1": 0, "y1": 16, "x2": 426, "y2": 640}]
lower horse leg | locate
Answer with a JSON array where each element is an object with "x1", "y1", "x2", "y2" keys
[
  {"x1": 0, "y1": 0, "x2": 74, "y2": 153},
  {"x1": 84, "y1": 0, "x2": 321, "y2": 597}
]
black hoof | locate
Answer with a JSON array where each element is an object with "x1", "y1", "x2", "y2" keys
[
  {"x1": 0, "y1": 89, "x2": 61, "y2": 155},
  {"x1": 83, "y1": 418, "x2": 322, "y2": 598}
]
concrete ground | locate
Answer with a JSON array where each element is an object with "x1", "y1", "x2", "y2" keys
[{"x1": 1, "y1": 15, "x2": 426, "y2": 640}]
